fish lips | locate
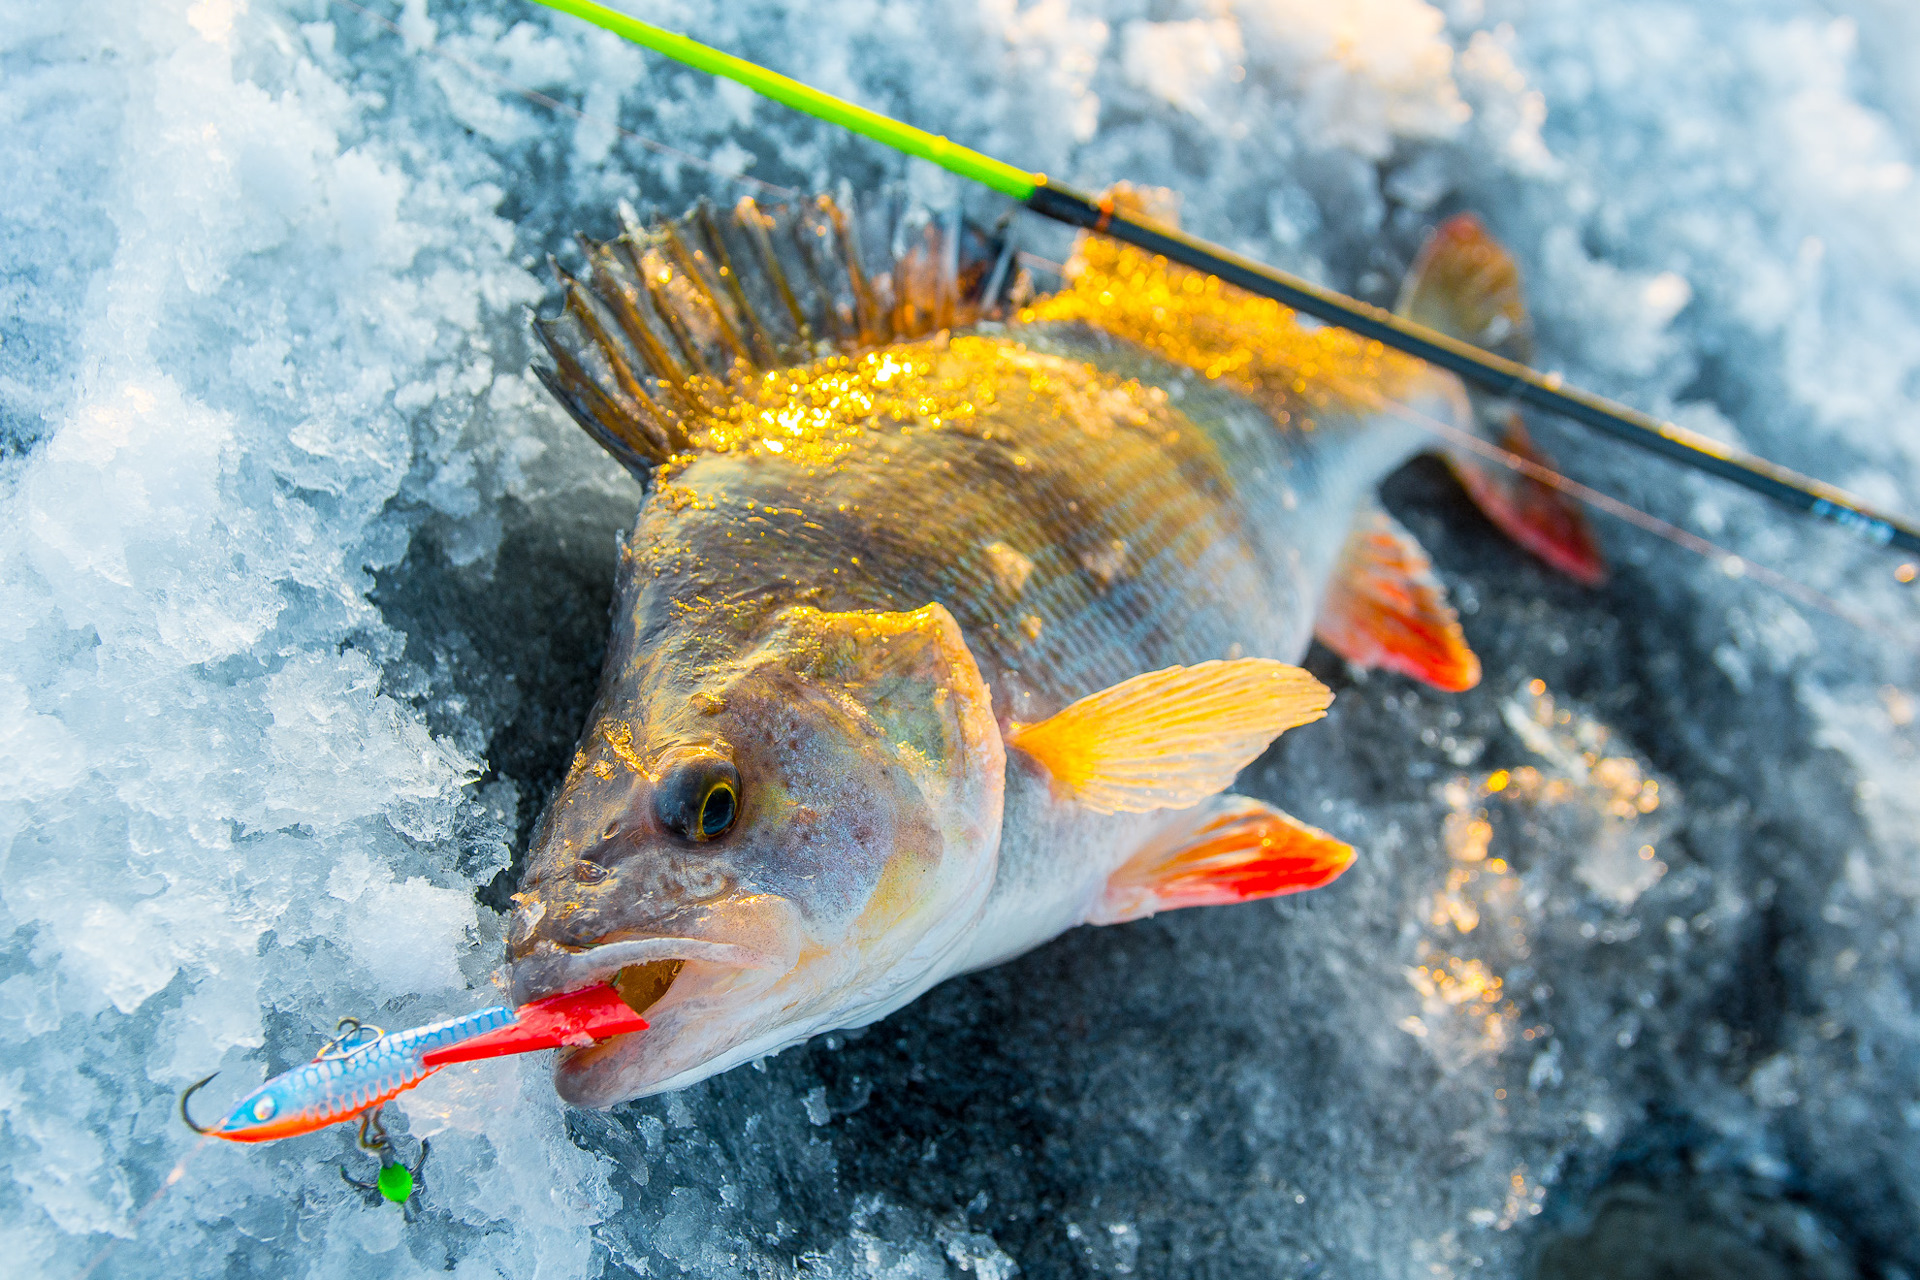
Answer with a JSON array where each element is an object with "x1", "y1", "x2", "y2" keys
[
  {"x1": 507, "y1": 933, "x2": 788, "y2": 1007},
  {"x1": 509, "y1": 901, "x2": 807, "y2": 1107}
]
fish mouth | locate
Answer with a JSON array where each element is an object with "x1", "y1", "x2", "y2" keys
[
  {"x1": 508, "y1": 896, "x2": 808, "y2": 1105},
  {"x1": 611, "y1": 957, "x2": 685, "y2": 1017},
  {"x1": 509, "y1": 934, "x2": 788, "y2": 1007}
]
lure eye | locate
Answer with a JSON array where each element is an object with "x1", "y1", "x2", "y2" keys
[
  {"x1": 251, "y1": 1095, "x2": 277, "y2": 1123},
  {"x1": 653, "y1": 753, "x2": 741, "y2": 843}
]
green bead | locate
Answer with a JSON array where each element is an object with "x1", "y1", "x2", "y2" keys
[{"x1": 376, "y1": 1163, "x2": 414, "y2": 1204}]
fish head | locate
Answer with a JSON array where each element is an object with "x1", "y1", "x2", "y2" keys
[{"x1": 508, "y1": 601, "x2": 1004, "y2": 1106}]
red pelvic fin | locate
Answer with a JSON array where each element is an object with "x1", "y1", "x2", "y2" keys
[
  {"x1": 421, "y1": 984, "x2": 647, "y2": 1068},
  {"x1": 1090, "y1": 795, "x2": 1355, "y2": 925},
  {"x1": 1315, "y1": 507, "x2": 1482, "y2": 692}
]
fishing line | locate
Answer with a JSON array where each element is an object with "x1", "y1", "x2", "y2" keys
[
  {"x1": 1338, "y1": 374, "x2": 1916, "y2": 650},
  {"x1": 318, "y1": 0, "x2": 1908, "y2": 642},
  {"x1": 528, "y1": 0, "x2": 1920, "y2": 568},
  {"x1": 75, "y1": 1140, "x2": 212, "y2": 1280},
  {"x1": 325, "y1": 0, "x2": 798, "y2": 200},
  {"x1": 1014, "y1": 251, "x2": 1066, "y2": 277}
]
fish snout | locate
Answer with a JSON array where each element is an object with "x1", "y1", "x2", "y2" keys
[
  {"x1": 505, "y1": 939, "x2": 585, "y2": 1007},
  {"x1": 506, "y1": 893, "x2": 549, "y2": 955},
  {"x1": 505, "y1": 885, "x2": 624, "y2": 959}
]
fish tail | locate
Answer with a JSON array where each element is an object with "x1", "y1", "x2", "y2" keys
[
  {"x1": 534, "y1": 193, "x2": 1010, "y2": 481},
  {"x1": 1396, "y1": 214, "x2": 1607, "y2": 585}
]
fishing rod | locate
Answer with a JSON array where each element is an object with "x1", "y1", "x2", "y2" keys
[{"x1": 529, "y1": 0, "x2": 1920, "y2": 567}]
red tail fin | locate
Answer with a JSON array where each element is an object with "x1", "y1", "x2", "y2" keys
[
  {"x1": 1399, "y1": 215, "x2": 1607, "y2": 585},
  {"x1": 1449, "y1": 411, "x2": 1607, "y2": 585}
]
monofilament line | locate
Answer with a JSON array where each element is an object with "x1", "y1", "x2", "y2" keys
[
  {"x1": 529, "y1": 0, "x2": 1920, "y2": 565},
  {"x1": 1338, "y1": 376, "x2": 1914, "y2": 652}
]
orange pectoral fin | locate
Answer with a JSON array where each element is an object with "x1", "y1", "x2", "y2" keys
[
  {"x1": 1090, "y1": 795, "x2": 1355, "y2": 925},
  {"x1": 1005, "y1": 659, "x2": 1333, "y2": 815},
  {"x1": 1315, "y1": 506, "x2": 1482, "y2": 692}
]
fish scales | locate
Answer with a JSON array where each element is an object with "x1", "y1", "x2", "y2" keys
[
  {"x1": 627, "y1": 314, "x2": 1434, "y2": 719},
  {"x1": 510, "y1": 196, "x2": 1591, "y2": 1105}
]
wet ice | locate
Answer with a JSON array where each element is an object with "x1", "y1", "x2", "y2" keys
[{"x1": 3, "y1": 0, "x2": 1918, "y2": 1276}]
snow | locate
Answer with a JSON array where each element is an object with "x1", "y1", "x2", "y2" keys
[{"x1": 2, "y1": 0, "x2": 1917, "y2": 1276}]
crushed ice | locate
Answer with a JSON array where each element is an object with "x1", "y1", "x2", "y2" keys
[{"x1": 3, "y1": 0, "x2": 1916, "y2": 1276}]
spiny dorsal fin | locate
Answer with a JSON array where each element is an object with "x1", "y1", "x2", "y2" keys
[
  {"x1": 1314, "y1": 506, "x2": 1481, "y2": 692},
  {"x1": 1005, "y1": 659, "x2": 1333, "y2": 815},
  {"x1": 535, "y1": 194, "x2": 1008, "y2": 479}
]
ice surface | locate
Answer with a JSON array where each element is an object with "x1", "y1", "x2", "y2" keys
[{"x1": 3, "y1": 0, "x2": 1917, "y2": 1276}]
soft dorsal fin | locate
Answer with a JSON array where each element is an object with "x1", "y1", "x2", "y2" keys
[
  {"x1": 1397, "y1": 214, "x2": 1607, "y2": 584},
  {"x1": 1005, "y1": 659, "x2": 1332, "y2": 815},
  {"x1": 535, "y1": 194, "x2": 1007, "y2": 479},
  {"x1": 1098, "y1": 182, "x2": 1183, "y2": 229},
  {"x1": 1089, "y1": 794, "x2": 1355, "y2": 925},
  {"x1": 1315, "y1": 507, "x2": 1482, "y2": 692}
]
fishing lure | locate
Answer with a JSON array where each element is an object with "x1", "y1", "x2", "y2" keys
[{"x1": 180, "y1": 983, "x2": 648, "y2": 1144}]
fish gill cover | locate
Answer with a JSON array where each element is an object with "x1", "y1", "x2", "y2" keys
[{"x1": 1, "y1": 0, "x2": 1916, "y2": 1277}]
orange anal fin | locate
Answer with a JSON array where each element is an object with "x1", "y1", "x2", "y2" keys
[
  {"x1": 1447, "y1": 412, "x2": 1607, "y2": 585},
  {"x1": 1315, "y1": 507, "x2": 1482, "y2": 692},
  {"x1": 1005, "y1": 659, "x2": 1333, "y2": 815},
  {"x1": 1091, "y1": 795, "x2": 1355, "y2": 925}
]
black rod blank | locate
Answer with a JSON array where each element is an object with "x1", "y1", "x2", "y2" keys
[{"x1": 1027, "y1": 182, "x2": 1920, "y2": 560}]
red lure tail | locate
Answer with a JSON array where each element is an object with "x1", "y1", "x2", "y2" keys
[{"x1": 421, "y1": 985, "x2": 647, "y2": 1068}]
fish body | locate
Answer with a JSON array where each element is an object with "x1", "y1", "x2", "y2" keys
[{"x1": 510, "y1": 197, "x2": 1597, "y2": 1106}]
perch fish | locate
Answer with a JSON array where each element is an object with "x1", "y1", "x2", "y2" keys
[{"x1": 506, "y1": 192, "x2": 1602, "y2": 1106}]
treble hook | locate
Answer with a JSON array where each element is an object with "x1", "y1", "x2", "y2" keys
[
  {"x1": 356, "y1": 1107, "x2": 390, "y2": 1153},
  {"x1": 179, "y1": 1073, "x2": 219, "y2": 1136},
  {"x1": 342, "y1": 1105, "x2": 430, "y2": 1212}
]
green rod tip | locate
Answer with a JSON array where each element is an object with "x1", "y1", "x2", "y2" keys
[{"x1": 529, "y1": 0, "x2": 1041, "y2": 199}]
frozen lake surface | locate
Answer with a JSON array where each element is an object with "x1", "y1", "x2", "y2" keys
[{"x1": 4, "y1": 0, "x2": 1918, "y2": 1276}]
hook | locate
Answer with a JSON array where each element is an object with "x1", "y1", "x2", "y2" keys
[
  {"x1": 180, "y1": 1073, "x2": 219, "y2": 1136},
  {"x1": 356, "y1": 1107, "x2": 391, "y2": 1153},
  {"x1": 341, "y1": 1108, "x2": 430, "y2": 1212},
  {"x1": 317, "y1": 1017, "x2": 385, "y2": 1060}
]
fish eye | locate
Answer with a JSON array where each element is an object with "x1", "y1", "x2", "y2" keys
[
  {"x1": 698, "y1": 780, "x2": 737, "y2": 839},
  {"x1": 653, "y1": 754, "x2": 741, "y2": 843}
]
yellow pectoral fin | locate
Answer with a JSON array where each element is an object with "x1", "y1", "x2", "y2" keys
[{"x1": 1005, "y1": 659, "x2": 1333, "y2": 815}]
